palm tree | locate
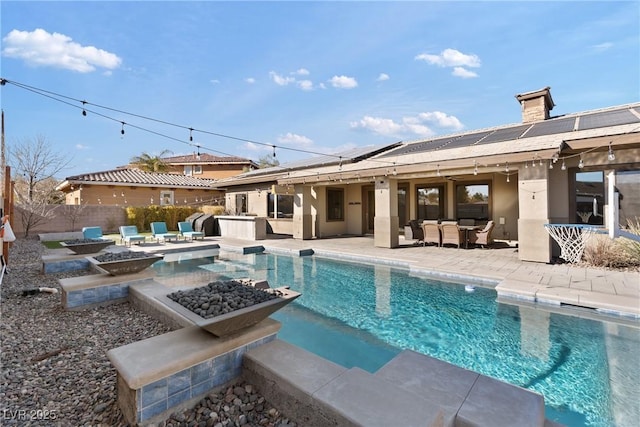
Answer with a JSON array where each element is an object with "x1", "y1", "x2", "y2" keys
[{"x1": 130, "y1": 150, "x2": 173, "y2": 172}]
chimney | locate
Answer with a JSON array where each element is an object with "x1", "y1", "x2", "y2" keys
[{"x1": 515, "y1": 86, "x2": 555, "y2": 124}]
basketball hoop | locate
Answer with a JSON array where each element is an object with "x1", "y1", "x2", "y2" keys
[{"x1": 544, "y1": 224, "x2": 598, "y2": 263}]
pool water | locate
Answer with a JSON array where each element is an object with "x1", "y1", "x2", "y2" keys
[{"x1": 152, "y1": 251, "x2": 640, "y2": 427}]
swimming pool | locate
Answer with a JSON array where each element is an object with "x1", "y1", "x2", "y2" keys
[{"x1": 152, "y1": 250, "x2": 640, "y2": 427}]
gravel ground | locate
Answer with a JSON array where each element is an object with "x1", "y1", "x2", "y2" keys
[{"x1": 0, "y1": 238, "x2": 296, "y2": 427}]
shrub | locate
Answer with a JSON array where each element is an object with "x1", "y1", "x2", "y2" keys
[
  {"x1": 584, "y1": 230, "x2": 640, "y2": 269},
  {"x1": 618, "y1": 217, "x2": 640, "y2": 262},
  {"x1": 124, "y1": 206, "x2": 202, "y2": 231}
]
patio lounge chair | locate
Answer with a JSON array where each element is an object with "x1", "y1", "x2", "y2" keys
[
  {"x1": 150, "y1": 221, "x2": 178, "y2": 243},
  {"x1": 469, "y1": 220, "x2": 495, "y2": 248},
  {"x1": 421, "y1": 221, "x2": 441, "y2": 247},
  {"x1": 119, "y1": 225, "x2": 146, "y2": 247},
  {"x1": 404, "y1": 220, "x2": 424, "y2": 245},
  {"x1": 82, "y1": 226, "x2": 108, "y2": 240},
  {"x1": 178, "y1": 221, "x2": 205, "y2": 241},
  {"x1": 440, "y1": 223, "x2": 465, "y2": 248}
]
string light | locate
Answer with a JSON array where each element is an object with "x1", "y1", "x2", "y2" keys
[
  {"x1": 473, "y1": 161, "x2": 478, "y2": 175},
  {"x1": 578, "y1": 155, "x2": 584, "y2": 169},
  {"x1": 608, "y1": 142, "x2": 615, "y2": 161},
  {"x1": 81, "y1": 100, "x2": 87, "y2": 116},
  {"x1": 392, "y1": 163, "x2": 397, "y2": 176},
  {"x1": 436, "y1": 164, "x2": 441, "y2": 176},
  {"x1": 272, "y1": 145, "x2": 276, "y2": 159},
  {"x1": 505, "y1": 162, "x2": 509, "y2": 173},
  {"x1": 561, "y1": 159, "x2": 567, "y2": 170},
  {"x1": 548, "y1": 160, "x2": 553, "y2": 169},
  {"x1": 506, "y1": 174, "x2": 510, "y2": 183},
  {"x1": 189, "y1": 128, "x2": 194, "y2": 141}
]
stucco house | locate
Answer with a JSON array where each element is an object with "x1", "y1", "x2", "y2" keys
[
  {"x1": 213, "y1": 87, "x2": 640, "y2": 263},
  {"x1": 56, "y1": 168, "x2": 223, "y2": 207},
  {"x1": 159, "y1": 153, "x2": 258, "y2": 180}
]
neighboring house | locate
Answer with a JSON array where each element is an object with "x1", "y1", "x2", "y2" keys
[
  {"x1": 214, "y1": 87, "x2": 640, "y2": 263},
  {"x1": 56, "y1": 168, "x2": 223, "y2": 207},
  {"x1": 160, "y1": 153, "x2": 258, "y2": 180}
]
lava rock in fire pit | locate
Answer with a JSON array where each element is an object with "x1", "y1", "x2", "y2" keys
[
  {"x1": 62, "y1": 238, "x2": 107, "y2": 245},
  {"x1": 167, "y1": 280, "x2": 281, "y2": 319},
  {"x1": 92, "y1": 251, "x2": 157, "y2": 262}
]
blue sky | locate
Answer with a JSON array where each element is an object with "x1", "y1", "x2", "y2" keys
[{"x1": 1, "y1": 1, "x2": 638, "y2": 179}]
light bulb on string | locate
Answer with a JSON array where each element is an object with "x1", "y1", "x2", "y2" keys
[
  {"x1": 392, "y1": 163, "x2": 397, "y2": 176},
  {"x1": 436, "y1": 164, "x2": 441, "y2": 176},
  {"x1": 196, "y1": 145, "x2": 201, "y2": 161},
  {"x1": 506, "y1": 174, "x2": 510, "y2": 183},
  {"x1": 505, "y1": 162, "x2": 509, "y2": 173},
  {"x1": 120, "y1": 122, "x2": 125, "y2": 136},
  {"x1": 189, "y1": 128, "x2": 194, "y2": 142},
  {"x1": 549, "y1": 160, "x2": 553, "y2": 170},
  {"x1": 473, "y1": 161, "x2": 478, "y2": 175},
  {"x1": 272, "y1": 145, "x2": 276, "y2": 159},
  {"x1": 539, "y1": 158, "x2": 543, "y2": 167},
  {"x1": 561, "y1": 159, "x2": 566, "y2": 170},
  {"x1": 578, "y1": 155, "x2": 584, "y2": 169},
  {"x1": 81, "y1": 100, "x2": 87, "y2": 116},
  {"x1": 608, "y1": 142, "x2": 615, "y2": 161}
]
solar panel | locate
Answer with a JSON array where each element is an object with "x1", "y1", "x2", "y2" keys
[
  {"x1": 578, "y1": 108, "x2": 640, "y2": 130},
  {"x1": 380, "y1": 140, "x2": 440, "y2": 157},
  {"x1": 436, "y1": 131, "x2": 493, "y2": 150},
  {"x1": 479, "y1": 124, "x2": 531, "y2": 144},
  {"x1": 523, "y1": 117, "x2": 576, "y2": 138}
]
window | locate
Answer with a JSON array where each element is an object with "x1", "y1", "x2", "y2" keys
[
  {"x1": 235, "y1": 194, "x2": 247, "y2": 214},
  {"x1": 574, "y1": 171, "x2": 604, "y2": 225},
  {"x1": 268, "y1": 193, "x2": 294, "y2": 218},
  {"x1": 417, "y1": 186, "x2": 444, "y2": 220},
  {"x1": 327, "y1": 188, "x2": 344, "y2": 221},
  {"x1": 456, "y1": 184, "x2": 489, "y2": 220},
  {"x1": 617, "y1": 169, "x2": 640, "y2": 226},
  {"x1": 160, "y1": 191, "x2": 174, "y2": 206},
  {"x1": 184, "y1": 165, "x2": 202, "y2": 176}
]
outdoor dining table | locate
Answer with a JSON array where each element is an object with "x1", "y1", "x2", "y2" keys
[{"x1": 458, "y1": 225, "x2": 480, "y2": 249}]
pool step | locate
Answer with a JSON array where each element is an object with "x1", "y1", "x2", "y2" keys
[
  {"x1": 243, "y1": 339, "x2": 445, "y2": 427},
  {"x1": 375, "y1": 350, "x2": 547, "y2": 427}
]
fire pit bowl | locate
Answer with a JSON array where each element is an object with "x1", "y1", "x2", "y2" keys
[
  {"x1": 161, "y1": 280, "x2": 301, "y2": 336},
  {"x1": 87, "y1": 251, "x2": 163, "y2": 276},
  {"x1": 60, "y1": 239, "x2": 116, "y2": 255}
]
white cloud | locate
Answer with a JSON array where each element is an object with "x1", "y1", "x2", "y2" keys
[
  {"x1": 293, "y1": 68, "x2": 310, "y2": 76},
  {"x1": 269, "y1": 71, "x2": 295, "y2": 86},
  {"x1": 277, "y1": 132, "x2": 313, "y2": 146},
  {"x1": 376, "y1": 73, "x2": 390, "y2": 81},
  {"x1": 244, "y1": 141, "x2": 261, "y2": 151},
  {"x1": 452, "y1": 67, "x2": 478, "y2": 79},
  {"x1": 75, "y1": 144, "x2": 89, "y2": 150},
  {"x1": 297, "y1": 80, "x2": 314, "y2": 91},
  {"x1": 245, "y1": 77, "x2": 256, "y2": 84},
  {"x1": 351, "y1": 111, "x2": 463, "y2": 137},
  {"x1": 2, "y1": 28, "x2": 121, "y2": 73},
  {"x1": 210, "y1": 79, "x2": 220, "y2": 84},
  {"x1": 329, "y1": 75, "x2": 358, "y2": 89},
  {"x1": 591, "y1": 42, "x2": 613, "y2": 52},
  {"x1": 417, "y1": 111, "x2": 464, "y2": 130},
  {"x1": 350, "y1": 116, "x2": 409, "y2": 136},
  {"x1": 415, "y1": 48, "x2": 481, "y2": 68}
]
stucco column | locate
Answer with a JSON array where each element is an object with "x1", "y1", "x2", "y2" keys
[
  {"x1": 517, "y1": 167, "x2": 552, "y2": 262},
  {"x1": 374, "y1": 177, "x2": 399, "y2": 248},
  {"x1": 293, "y1": 184, "x2": 314, "y2": 240}
]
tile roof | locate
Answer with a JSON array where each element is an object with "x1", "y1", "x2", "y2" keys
[
  {"x1": 60, "y1": 168, "x2": 217, "y2": 188},
  {"x1": 162, "y1": 153, "x2": 256, "y2": 165}
]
